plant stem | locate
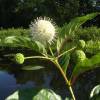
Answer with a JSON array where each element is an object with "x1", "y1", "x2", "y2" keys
[
  {"x1": 57, "y1": 47, "x2": 76, "y2": 58},
  {"x1": 49, "y1": 46, "x2": 54, "y2": 57},
  {"x1": 54, "y1": 59, "x2": 76, "y2": 100},
  {"x1": 25, "y1": 56, "x2": 52, "y2": 60},
  {"x1": 69, "y1": 86, "x2": 76, "y2": 100},
  {"x1": 25, "y1": 55, "x2": 76, "y2": 100}
]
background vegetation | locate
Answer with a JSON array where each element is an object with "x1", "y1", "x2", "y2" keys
[{"x1": 0, "y1": 0, "x2": 100, "y2": 28}]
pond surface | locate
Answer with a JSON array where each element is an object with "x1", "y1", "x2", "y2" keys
[
  {"x1": 0, "y1": 63, "x2": 68, "y2": 100},
  {"x1": 0, "y1": 67, "x2": 100, "y2": 100},
  {"x1": 0, "y1": 51, "x2": 100, "y2": 100}
]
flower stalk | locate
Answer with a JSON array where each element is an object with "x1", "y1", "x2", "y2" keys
[
  {"x1": 53, "y1": 59, "x2": 76, "y2": 100},
  {"x1": 57, "y1": 46, "x2": 76, "y2": 58}
]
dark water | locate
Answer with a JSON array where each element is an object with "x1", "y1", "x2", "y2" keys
[
  {"x1": 0, "y1": 48, "x2": 69, "y2": 100},
  {"x1": 0, "y1": 55, "x2": 100, "y2": 100},
  {"x1": 0, "y1": 68, "x2": 100, "y2": 100},
  {"x1": 0, "y1": 64, "x2": 68, "y2": 100}
]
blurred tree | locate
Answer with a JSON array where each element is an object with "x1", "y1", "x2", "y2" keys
[
  {"x1": 0, "y1": 0, "x2": 20, "y2": 27},
  {"x1": 14, "y1": 0, "x2": 80, "y2": 26},
  {"x1": 79, "y1": 0, "x2": 97, "y2": 14},
  {"x1": 0, "y1": 0, "x2": 80, "y2": 28},
  {"x1": 79, "y1": 0, "x2": 100, "y2": 26}
]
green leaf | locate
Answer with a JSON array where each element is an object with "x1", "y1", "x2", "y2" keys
[
  {"x1": 72, "y1": 53, "x2": 100, "y2": 77},
  {"x1": 59, "y1": 53, "x2": 70, "y2": 74},
  {"x1": 22, "y1": 65, "x2": 45, "y2": 70},
  {"x1": 56, "y1": 37, "x2": 64, "y2": 53},
  {"x1": 58, "y1": 13, "x2": 99, "y2": 53},
  {"x1": 60, "y1": 13, "x2": 99, "y2": 38},
  {"x1": 0, "y1": 36, "x2": 18, "y2": 47},
  {"x1": 15, "y1": 37, "x2": 47, "y2": 54},
  {"x1": 33, "y1": 41, "x2": 47, "y2": 55},
  {"x1": 1, "y1": 36, "x2": 47, "y2": 54},
  {"x1": 90, "y1": 85, "x2": 100, "y2": 100},
  {"x1": 6, "y1": 88, "x2": 62, "y2": 100}
]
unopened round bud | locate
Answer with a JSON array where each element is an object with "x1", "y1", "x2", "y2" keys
[
  {"x1": 14, "y1": 53, "x2": 25, "y2": 64},
  {"x1": 72, "y1": 50, "x2": 86, "y2": 63}
]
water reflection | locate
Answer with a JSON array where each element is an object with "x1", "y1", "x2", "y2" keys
[
  {"x1": 0, "y1": 71, "x2": 37, "y2": 100},
  {"x1": 0, "y1": 66, "x2": 100, "y2": 100},
  {"x1": 0, "y1": 71, "x2": 18, "y2": 100}
]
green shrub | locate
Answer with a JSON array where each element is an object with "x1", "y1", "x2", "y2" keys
[
  {"x1": 75, "y1": 26, "x2": 100, "y2": 41},
  {"x1": 0, "y1": 28, "x2": 29, "y2": 39},
  {"x1": 85, "y1": 40, "x2": 100, "y2": 54}
]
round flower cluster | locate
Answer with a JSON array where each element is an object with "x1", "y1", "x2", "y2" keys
[
  {"x1": 72, "y1": 50, "x2": 86, "y2": 63},
  {"x1": 29, "y1": 17, "x2": 56, "y2": 44}
]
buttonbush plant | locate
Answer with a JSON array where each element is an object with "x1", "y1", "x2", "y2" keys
[{"x1": 0, "y1": 13, "x2": 100, "y2": 100}]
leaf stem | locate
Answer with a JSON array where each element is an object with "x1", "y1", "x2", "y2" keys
[
  {"x1": 49, "y1": 46, "x2": 54, "y2": 57},
  {"x1": 57, "y1": 47, "x2": 76, "y2": 58},
  {"x1": 25, "y1": 56, "x2": 52, "y2": 60}
]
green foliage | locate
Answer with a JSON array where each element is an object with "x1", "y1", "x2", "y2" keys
[
  {"x1": 72, "y1": 53, "x2": 100, "y2": 77},
  {"x1": 90, "y1": 85, "x2": 100, "y2": 100},
  {"x1": 6, "y1": 88, "x2": 62, "y2": 100},
  {"x1": 59, "y1": 13, "x2": 99, "y2": 38},
  {"x1": 0, "y1": 36, "x2": 47, "y2": 54},
  {"x1": 0, "y1": 28, "x2": 29, "y2": 39},
  {"x1": 56, "y1": 37, "x2": 63, "y2": 53},
  {"x1": 0, "y1": 28, "x2": 29, "y2": 48},
  {"x1": 59, "y1": 53, "x2": 70, "y2": 74},
  {"x1": 58, "y1": 13, "x2": 99, "y2": 54},
  {"x1": 74, "y1": 26, "x2": 100, "y2": 55},
  {"x1": 85, "y1": 40, "x2": 100, "y2": 54},
  {"x1": 75, "y1": 26, "x2": 100, "y2": 41}
]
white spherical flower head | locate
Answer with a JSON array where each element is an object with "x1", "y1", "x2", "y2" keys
[{"x1": 30, "y1": 18, "x2": 56, "y2": 44}]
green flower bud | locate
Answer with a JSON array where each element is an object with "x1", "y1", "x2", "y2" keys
[
  {"x1": 14, "y1": 53, "x2": 25, "y2": 64},
  {"x1": 72, "y1": 50, "x2": 86, "y2": 63},
  {"x1": 78, "y1": 40, "x2": 85, "y2": 49}
]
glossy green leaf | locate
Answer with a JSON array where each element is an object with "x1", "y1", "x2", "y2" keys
[
  {"x1": 57, "y1": 38, "x2": 64, "y2": 53},
  {"x1": 0, "y1": 36, "x2": 47, "y2": 54},
  {"x1": 6, "y1": 88, "x2": 62, "y2": 100},
  {"x1": 59, "y1": 53, "x2": 70, "y2": 74},
  {"x1": 0, "y1": 36, "x2": 18, "y2": 47},
  {"x1": 90, "y1": 85, "x2": 100, "y2": 100},
  {"x1": 72, "y1": 53, "x2": 100, "y2": 77},
  {"x1": 60, "y1": 13, "x2": 99, "y2": 38},
  {"x1": 16, "y1": 37, "x2": 47, "y2": 54},
  {"x1": 58, "y1": 13, "x2": 99, "y2": 54}
]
